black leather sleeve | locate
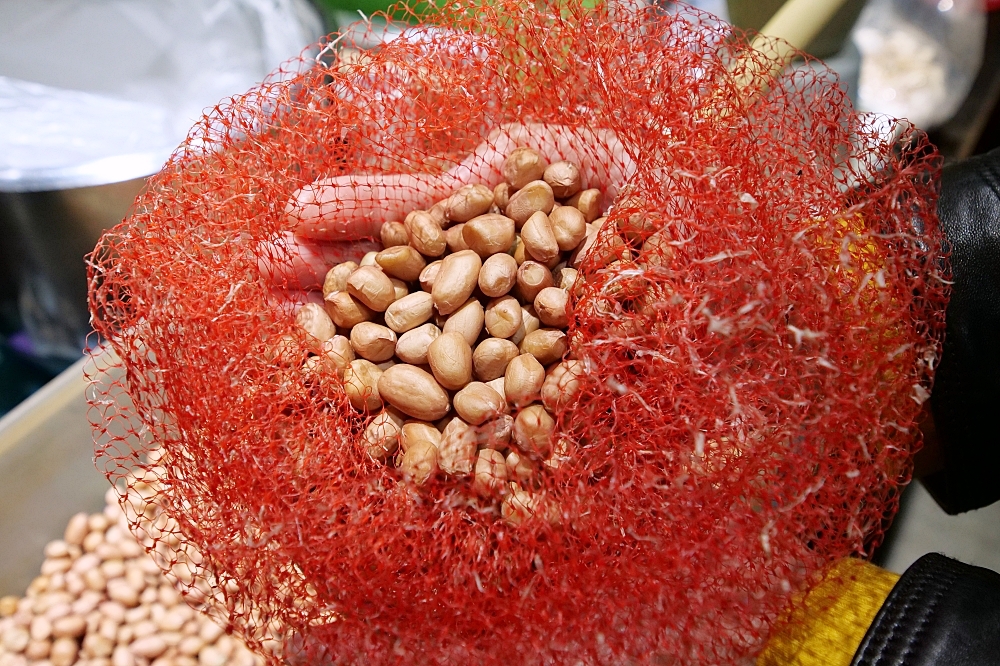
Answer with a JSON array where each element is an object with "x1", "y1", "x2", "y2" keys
[
  {"x1": 851, "y1": 554, "x2": 1000, "y2": 666},
  {"x1": 922, "y1": 149, "x2": 1000, "y2": 514}
]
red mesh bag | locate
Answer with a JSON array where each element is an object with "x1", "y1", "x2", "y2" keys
[{"x1": 86, "y1": 2, "x2": 949, "y2": 663}]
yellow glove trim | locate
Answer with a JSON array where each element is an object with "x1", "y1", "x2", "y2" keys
[{"x1": 757, "y1": 558, "x2": 899, "y2": 666}]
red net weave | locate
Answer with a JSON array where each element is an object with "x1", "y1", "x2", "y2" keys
[{"x1": 86, "y1": 2, "x2": 949, "y2": 664}]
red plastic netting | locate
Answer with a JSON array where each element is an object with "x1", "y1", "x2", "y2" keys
[{"x1": 86, "y1": 2, "x2": 949, "y2": 664}]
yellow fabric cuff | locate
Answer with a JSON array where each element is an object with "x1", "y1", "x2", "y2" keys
[{"x1": 757, "y1": 558, "x2": 900, "y2": 666}]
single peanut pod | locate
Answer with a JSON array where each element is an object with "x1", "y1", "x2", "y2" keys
[
  {"x1": 376, "y1": 245, "x2": 426, "y2": 281},
  {"x1": 473, "y1": 449, "x2": 509, "y2": 496},
  {"x1": 548, "y1": 205, "x2": 588, "y2": 251},
  {"x1": 431, "y1": 250, "x2": 482, "y2": 315},
  {"x1": 511, "y1": 235, "x2": 527, "y2": 265},
  {"x1": 322, "y1": 261, "x2": 358, "y2": 298},
  {"x1": 347, "y1": 266, "x2": 396, "y2": 312},
  {"x1": 541, "y1": 359, "x2": 585, "y2": 411},
  {"x1": 399, "y1": 440, "x2": 437, "y2": 485},
  {"x1": 400, "y1": 422, "x2": 442, "y2": 453},
  {"x1": 520, "y1": 211, "x2": 560, "y2": 263},
  {"x1": 544, "y1": 437, "x2": 571, "y2": 470},
  {"x1": 427, "y1": 332, "x2": 473, "y2": 391},
  {"x1": 384, "y1": 292, "x2": 434, "y2": 333},
  {"x1": 349, "y1": 322, "x2": 397, "y2": 362},
  {"x1": 505, "y1": 448, "x2": 535, "y2": 483},
  {"x1": 377, "y1": 364, "x2": 451, "y2": 421},
  {"x1": 380, "y1": 221, "x2": 409, "y2": 248},
  {"x1": 571, "y1": 231, "x2": 630, "y2": 268},
  {"x1": 618, "y1": 212, "x2": 656, "y2": 243},
  {"x1": 553, "y1": 266, "x2": 579, "y2": 292},
  {"x1": 510, "y1": 305, "x2": 541, "y2": 345},
  {"x1": 445, "y1": 184, "x2": 494, "y2": 222},
  {"x1": 395, "y1": 323, "x2": 440, "y2": 365},
  {"x1": 363, "y1": 409, "x2": 405, "y2": 461},
  {"x1": 565, "y1": 188, "x2": 603, "y2": 222},
  {"x1": 502, "y1": 146, "x2": 548, "y2": 190},
  {"x1": 453, "y1": 382, "x2": 505, "y2": 426},
  {"x1": 406, "y1": 211, "x2": 447, "y2": 257},
  {"x1": 494, "y1": 182, "x2": 511, "y2": 210},
  {"x1": 504, "y1": 354, "x2": 545, "y2": 406},
  {"x1": 419, "y1": 260, "x2": 442, "y2": 292},
  {"x1": 427, "y1": 202, "x2": 448, "y2": 227},
  {"x1": 484, "y1": 296, "x2": 523, "y2": 339},
  {"x1": 360, "y1": 251, "x2": 379, "y2": 266},
  {"x1": 295, "y1": 303, "x2": 336, "y2": 343},
  {"x1": 505, "y1": 180, "x2": 555, "y2": 227},
  {"x1": 519, "y1": 328, "x2": 568, "y2": 366},
  {"x1": 478, "y1": 253, "x2": 518, "y2": 297},
  {"x1": 542, "y1": 161, "x2": 582, "y2": 199},
  {"x1": 513, "y1": 404, "x2": 555, "y2": 458},
  {"x1": 438, "y1": 417, "x2": 477, "y2": 475},
  {"x1": 390, "y1": 277, "x2": 408, "y2": 301},
  {"x1": 476, "y1": 413, "x2": 513, "y2": 449},
  {"x1": 446, "y1": 224, "x2": 471, "y2": 253},
  {"x1": 534, "y1": 287, "x2": 570, "y2": 328},
  {"x1": 501, "y1": 483, "x2": 538, "y2": 526},
  {"x1": 516, "y1": 261, "x2": 555, "y2": 303},
  {"x1": 324, "y1": 291, "x2": 375, "y2": 328},
  {"x1": 343, "y1": 359, "x2": 383, "y2": 412},
  {"x1": 486, "y1": 377, "x2": 507, "y2": 404},
  {"x1": 463, "y1": 214, "x2": 516, "y2": 258},
  {"x1": 640, "y1": 229, "x2": 675, "y2": 267},
  {"x1": 442, "y1": 298, "x2": 484, "y2": 346},
  {"x1": 322, "y1": 335, "x2": 355, "y2": 378},
  {"x1": 473, "y1": 338, "x2": 520, "y2": 381}
]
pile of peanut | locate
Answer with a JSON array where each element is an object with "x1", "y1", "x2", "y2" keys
[
  {"x1": 0, "y1": 485, "x2": 262, "y2": 666},
  {"x1": 292, "y1": 147, "x2": 608, "y2": 524}
]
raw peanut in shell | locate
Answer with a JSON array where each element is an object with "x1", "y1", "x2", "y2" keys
[
  {"x1": 390, "y1": 277, "x2": 408, "y2": 301},
  {"x1": 510, "y1": 305, "x2": 541, "y2": 346},
  {"x1": 395, "y1": 323, "x2": 441, "y2": 365},
  {"x1": 419, "y1": 260, "x2": 442, "y2": 291},
  {"x1": 515, "y1": 261, "x2": 555, "y2": 303},
  {"x1": 380, "y1": 221, "x2": 409, "y2": 247},
  {"x1": 541, "y1": 359, "x2": 585, "y2": 411},
  {"x1": 502, "y1": 146, "x2": 548, "y2": 190},
  {"x1": 438, "y1": 417, "x2": 477, "y2": 475},
  {"x1": 453, "y1": 382, "x2": 505, "y2": 425},
  {"x1": 344, "y1": 360, "x2": 383, "y2": 412},
  {"x1": 325, "y1": 291, "x2": 375, "y2": 328},
  {"x1": 511, "y1": 235, "x2": 527, "y2": 265},
  {"x1": 347, "y1": 266, "x2": 396, "y2": 312},
  {"x1": 384, "y1": 292, "x2": 434, "y2": 333},
  {"x1": 400, "y1": 422, "x2": 442, "y2": 453},
  {"x1": 473, "y1": 338, "x2": 520, "y2": 381},
  {"x1": 505, "y1": 180, "x2": 555, "y2": 227},
  {"x1": 478, "y1": 253, "x2": 518, "y2": 297},
  {"x1": 295, "y1": 303, "x2": 336, "y2": 343},
  {"x1": 376, "y1": 245, "x2": 426, "y2": 281},
  {"x1": 406, "y1": 211, "x2": 447, "y2": 257},
  {"x1": 519, "y1": 328, "x2": 568, "y2": 365},
  {"x1": 349, "y1": 322, "x2": 397, "y2": 362},
  {"x1": 486, "y1": 376, "x2": 506, "y2": 404},
  {"x1": 364, "y1": 410, "x2": 404, "y2": 461},
  {"x1": 542, "y1": 160, "x2": 582, "y2": 198},
  {"x1": 513, "y1": 404, "x2": 555, "y2": 458},
  {"x1": 553, "y1": 266, "x2": 579, "y2": 291},
  {"x1": 565, "y1": 188, "x2": 603, "y2": 222},
  {"x1": 504, "y1": 354, "x2": 545, "y2": 406},
  {"x1": 501, "y1": 483, "x2": 539, "y2": 526},
  {"x1": 360, "y1": 251, "x2": 378, "y2": 266},
  {"x1": 493, "y1": 182, "x2": 510, "y2": 209},
  {"x1": 462, "y1": 214, "x2": 516, "y2": 258},
  {"x1": 431, "y1": 250, "x2": 482, "y2": 315},
  {"x1": 476, "y1": 413, "x2": 514, "y2": 449},
  {"x1": 445, "y1": 184, "x2": 494, "y2": 222},
  {"x1": 534, "y1": 287, "x2": 570, "y2": 328},
  {"x1": 322, "y1": 261, "x2": 358, "y2": 297},
  {"x1": 520, "y1": 211, "x2": 560, "y2": 263},
  {"x1": 473, "y1": 449, "x2": 508, "y2": 496},
  {"x1": 377, "y1": 364, "x2": 450, "y2": 421},
  {"x1": 571, "y1": 231, "x2": 630, "y2": 268},
  {"x1": 399, "y1": 440, "x2": 438, "y2": 485},
  {"x1": 442, "y1": 298, "x2": 484, "y2": 346},
  {"x1": 484, "y1": 296, "x2": 523, "y2": 339},
  {"x1": 640, "y1": 229, "x2": 676, "y2": 267},
  {"x1": 321, "y1": 335, "x2": 355, "y2": 378},
  {"x1": 446, "y1": 224, "x2": 471, "y2": 253},
  {"x1": 548, "y1": 205, "x2": 588, "y2": 251},
  {"x1": 505, "y1": 448, "x2": 535, "y2": 483},
  {"x1": 427, "y1": 332, "x2": 473, "y2": 390}
]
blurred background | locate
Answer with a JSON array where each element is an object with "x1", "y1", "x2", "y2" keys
[{"x1": 1, "y1": 0, "x2": 998, "y2": 586}]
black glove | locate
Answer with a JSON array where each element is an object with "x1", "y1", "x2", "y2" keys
[
  {"x1": 851, "y1": 553, "x2": 1000, "y2": 666},
  {"x1": 920, "y1": 149, "x2": 1000, "y2": 515}
]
